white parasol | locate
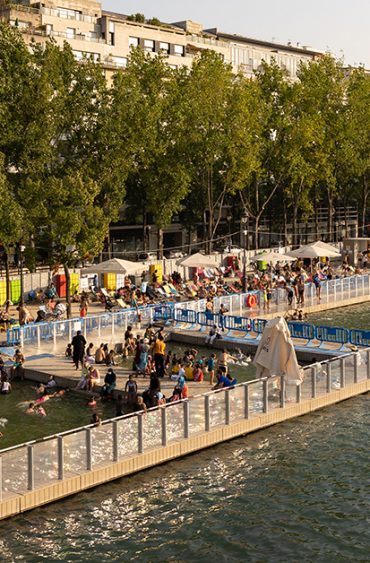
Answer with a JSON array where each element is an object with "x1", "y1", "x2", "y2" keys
[
  {"x1": 81, "y1": 258, "x2": 148, "y2": 275},
  {"x1": 176, "y1": 252, "x2": 219, "y2": 269},
  {"x1": 253, "y1": 317, "x2": 303, "y2": 384},
  {"x1": 251, "y1": 252, "x2": 296, "y2": 264},
  {"x1": 288, "y1": 241, "x2": 341, "y2": 259}
]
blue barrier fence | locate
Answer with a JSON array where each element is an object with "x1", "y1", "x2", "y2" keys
[{"x1": 164, "y1": 310, "x2": 368, "y2": 349}]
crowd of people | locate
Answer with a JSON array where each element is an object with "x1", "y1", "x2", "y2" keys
[{"x1": 64, "y1": 324, "x2": 246, "y2": 424}]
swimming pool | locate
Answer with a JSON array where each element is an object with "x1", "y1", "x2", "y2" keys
[{"x1": 0, "y1": 381, "x2": 116, "y2": 449}]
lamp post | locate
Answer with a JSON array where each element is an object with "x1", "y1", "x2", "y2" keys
[
  {"x1": 241, "y1": 212, "x2": 249, "y2": 293},
  {"x1": 19, "y1": 244, "x2": 25, "y2": 306}
]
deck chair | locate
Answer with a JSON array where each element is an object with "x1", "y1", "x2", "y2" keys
[{"x1": 116, "y1": 298, "x2": 129, "y2": 309}]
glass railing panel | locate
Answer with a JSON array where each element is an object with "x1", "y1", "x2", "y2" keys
[
  {"x1": 63, "y1": 429, "x2": 87, "y2": 476},
  {"x1": 209, "y1": 391, "x2": 226, "y2": 428},
  {"x1": 33, "y1": 438, "x2": 58, "y2": 488},
  {"x1": 117, "y1": 416, "x2": 138, "y2": 459},
  {"x1": 189, "y1": 396, "x2": 205, "y2": 435},
  {"x1": 166, "y1": 402, "x2": 184, "y2": 443},
  {"x1": 0, "y1": 447, "x2": 28, "y2": 494}
]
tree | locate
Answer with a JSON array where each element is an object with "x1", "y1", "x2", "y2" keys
[
  {"x1": 240, "y1": 60, "x2": 291, "y2": 248},
  {"x1": 0, "y1": 154, "x2": 25, "y2": 302},
  {"x1": 345, "y1": 68, "x2": 370, "y2": 234},
  {"x1": 112, "y1": 49, "x2": 192, "y2": 258},
  {"x1": 297, "y1": 55, "x2": 348, "y2": 240},
  {"x1": 184, "y1": 51, "x2": 259, "y2": 252}
]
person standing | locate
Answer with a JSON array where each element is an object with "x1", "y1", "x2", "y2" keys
[
  {"x1": 79, "y1": 298, "x2": 88, "y2": 318},
  {"x1": 71, "y1": 330, "x2": 87, "y2": 370},
  {"x1": 219, "y1": 303, "x2": 227, "y2": 332},
  {"x1": 207, "y1": 353, "x2": 216, "y2": 385},
  {"x1": 153, "y1": 334, "x2": 166, "y2": 378}
]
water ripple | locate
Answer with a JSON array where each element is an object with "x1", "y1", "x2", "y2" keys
[{"x1": 1, "y1": 395, "x2": 370, "y2": 562}]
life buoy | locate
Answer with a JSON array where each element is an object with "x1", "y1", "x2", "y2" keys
[{"x1": 246, "y1": 294, "x2": 257, "y2": 308}]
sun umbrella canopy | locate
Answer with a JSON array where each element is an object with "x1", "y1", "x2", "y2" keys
[
  {"x1": 250, "y1": 252, "x2": 295, "y2": 264},
  {"x1": 81, "y1": 258, "x2": 147, "y2": 275},
  {"x1": 253, "y1": 317, "x2": 303, "y2": 384},
  {"x1": 176, "y1": 253, "x2": 219, "y2": 268},
  {"x1": 289, "y1": 241, "x2": 341, "y2": 259}
]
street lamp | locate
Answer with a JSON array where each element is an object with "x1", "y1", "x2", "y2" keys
[
  {"x1": 19, "y1": 244, "x2": 26, "y2": 306},
  {"x1": 241, "y1": 212, "x2": 249, "y2": 293}
]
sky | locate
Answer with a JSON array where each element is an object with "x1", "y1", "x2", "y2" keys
[{"x1": 104, "y1": 0, "x2": 370, "y2": 68}]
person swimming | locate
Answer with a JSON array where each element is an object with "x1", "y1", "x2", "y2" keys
[{"x1": 87, "y1": 396, "x2": 97, "y2": 408}]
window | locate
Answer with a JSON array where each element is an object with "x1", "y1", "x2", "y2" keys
[
  {"x1": 129, "y1": 36, "x2": 139, "y2": 48},
  {"x1": 111, "y1": 56, "x2": 127, "y2": 68},
  {"x1": 73, "y1": 50, "x2": 83, "y2": 60},
  {"x1": 66, "y1": 27, "x2": 76, "y2": 39},
  {"x1": 159, "y1": 41, "x2": 170, "y2": 53},
  {"x1": 58, "y1": 7, "x2": 82, "y2": 20},
  {"x1": 144, "y1": 39, "x2": 154, "y2": 52},
  {"x1": 174, "y1": 44, "x2": 185, "y2": 56},
  {"x1": 90, "y1": 53, "x2": 101, "y2": 62},
  {"x1": 46, "y1": 24, "x2": 53, "y2": 35}
]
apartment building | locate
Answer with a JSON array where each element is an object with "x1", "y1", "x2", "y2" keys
[
  {"x1": 0, "y1": 0, "x2": 324, "y2": 256},
  {"x1": 0, "y1": 0, "x2": 322, "y2": 82}
]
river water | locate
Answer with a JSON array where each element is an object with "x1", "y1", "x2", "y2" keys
[
  {"x1": 1, "y1": 395, "x2": 369, "y2": 562},
  {"x1": 1, "y1": 304, "x2": 370, "y2": 561}
]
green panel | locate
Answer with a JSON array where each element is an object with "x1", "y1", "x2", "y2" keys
[{"x1": 10, "y1": 279, "x2": 21, "y2": 304}]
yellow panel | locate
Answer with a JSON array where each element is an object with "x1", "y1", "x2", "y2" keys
[
  {"x1": 0, "y1": 280, "x2": 6, "y2": 306},
  {"x1": 103, "y1": 273, "x2": 116, "y2": 291}
]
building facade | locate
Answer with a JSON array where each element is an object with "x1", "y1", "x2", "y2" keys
[
  {"x1": 0, "y1": 0, "x2": 322, "y2": 82},
  {"x1": 0, "y1": 0, "x2": 327, "y2": 257}
]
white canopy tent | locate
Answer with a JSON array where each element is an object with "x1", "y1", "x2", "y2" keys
[
  {"x1": 288, "y1": 241, "x2": 341, "y2": 259},
  {"x1": 81, "y1": 258, "x2": 148, "y2": 276},
  {"x1": 250, "y1": 251, "x2": 296, "y2": 264},
  {"x1": 253, "y1": 317, "x2": 303, "y2": 384},
  {"x1": 176, "y1": 253, "x2": 219, "y2": 269}
]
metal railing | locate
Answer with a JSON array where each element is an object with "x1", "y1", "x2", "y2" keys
[
  {"x1": 1, "y1": 348, "x2": 369, "y2": 499},
  {"x1": 6, "y1": 274, "x2": 370, "y2": 349}
]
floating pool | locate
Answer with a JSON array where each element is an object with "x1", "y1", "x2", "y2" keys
[{"x1": 0, "y1": 381, "x2": 116, "y2": 449}]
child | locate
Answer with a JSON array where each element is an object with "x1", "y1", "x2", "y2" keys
[
  {"x1": 207, "y1": 354, "x2": 216, "y2": 385},
  {"x1": 65, "y1": 343, "x2": 72, "y2": 358}
]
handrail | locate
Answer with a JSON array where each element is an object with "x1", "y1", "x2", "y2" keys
[{"x1": 0, "y1": 355, "x2": 355, "y2": 455}]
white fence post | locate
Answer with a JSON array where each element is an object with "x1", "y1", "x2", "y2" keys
[
  {"x1": 58, "y1": 436, "x2": 64, "y2": 480},
  {"x1": 27, "y1": 445, "x2": 34, "y2": 491}
]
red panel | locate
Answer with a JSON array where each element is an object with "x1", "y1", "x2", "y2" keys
[{"x1": 56, "y1": 274, "x2": 66, "y2": 298}]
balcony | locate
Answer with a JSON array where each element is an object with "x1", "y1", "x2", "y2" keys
[{"x1": 40, "y1": 6, "x2": 97, "y2": 24}]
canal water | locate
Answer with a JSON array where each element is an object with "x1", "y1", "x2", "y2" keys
[
  {"x1": 1, "y1": 394, "x2": 369, "y2": 562},
  {"x1": 1, "y1": 303, "x2": 370, "y2": 560},
  {"x1": 308, "y1": 301, "x2": 370, "y2": 330}
]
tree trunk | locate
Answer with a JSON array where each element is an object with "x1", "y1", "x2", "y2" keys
[
  {"x1": 157, "y1": 228, "x2": 164, "y2": 260},
  {"x1": 292, "y1": 204, "x2": 298, "y2": 247},
  {"x1": 254, "y1": 216, "x2": 259, "y2": 250},
  {"x1": 143, "y1": 212, "x2": 148, "y2": 252},
  {"x1": 327, "y1": 190, "x2": 334, "y2": 243},
  {"x1": 362, "y1": 175, "x2": 368, "y2": 236},
  {"x1": 314, "y1": 193, "x2": 319, "y2": 240},
  {"x1": 64, "y1": 263, "x2": 71, "y2": 319},
  {"x1": 207, "y1": 168, "x2": 213, "y2": 254},
  {"x1": 283, "y1": 200, "x2": 288, "y2": 246}
]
